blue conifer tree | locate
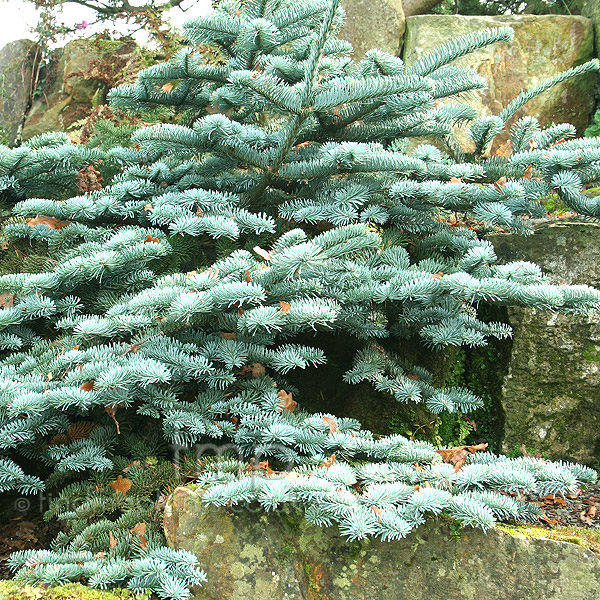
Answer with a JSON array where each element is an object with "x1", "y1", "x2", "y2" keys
[{"x1": 1, "y1": 0, "x2": 599, "y2": 597}]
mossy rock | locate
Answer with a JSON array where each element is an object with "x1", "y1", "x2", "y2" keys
[
  {"x1": 22, "y1": 38, "x2": 141, "y2": 140},
  {"x1": 490, "y1": 219, "x2": 600, "y2": 463},
  {"x1": 339, "y1": 0, "x2": 405, "y2": 60},
  {"x1": 497, "y1": 524, "x2": 600, "y2": 554},
  {"x1": 403, "y1": 15, "x2": 596, "y2": 150},
  {"x1": 0, "y1": 582, "x2": 147, "y2": 600},
  {"x1": 165, "y1": 486, "x2": 600, "y2": 600},
  {"x1": 0, "y1": 39, "x2": 42, "y2": 145}
]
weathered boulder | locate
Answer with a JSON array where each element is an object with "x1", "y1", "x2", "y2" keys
[
  {"x1": 22, "y1": 38, "x2": 140, "y2": 140},
  {"x1": 581, "y1": 2, "x2": 600, "y2": 56},
  {"x1": 340, "y1": 0, "x2": 405, "y2": 60},
  {"x1": 402, "y1": 15, "x2": 596, "y2": 150},
  {"x1": 165, "y1": 486, "x2": 600, "y2": 600},
  {"x1": 491, "y1": 219, "x2": 600, "y2": 462},
  {"x1": 0, "y1": 39, "x2": 42, "y2": 146}
]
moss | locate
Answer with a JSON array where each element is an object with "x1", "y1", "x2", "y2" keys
[
  {"x1": 498, "y1": 524, "x2": 600, "y2": 554},
  {"x1": 586, "y1": 186, "x2": 600, "y2": 198},
  {"x1": 544, "y1": 193, "x2": 571, "y2": 216},
  {"x1": 583, "y1": 344, "x2": 600, "y2": 362},
  {"x1": 0, "y1": 582, "x2": 148, "y2": 600},
  {"x1": 280, "y1": 538, "x2": 297, "y2": 557},
  {"x1": 346, "y1": 539, "x2": 366, "y2": 561}
]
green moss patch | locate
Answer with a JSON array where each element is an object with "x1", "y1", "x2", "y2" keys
[
  {"x1": 0, "y1": 582, "x2": 148, "y2": 600},
  {"x1": 498, "y1": 524, "x2": 600, "y2": 554}
]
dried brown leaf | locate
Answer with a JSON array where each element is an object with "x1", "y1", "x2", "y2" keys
[
  {"x1": 323, "y1": 416, "x2": 340, "y2": 434},
  {"x1": 253, "y1": 246, "x2": 272, "y2": 261},
  {"x1": 277, "y1": 389, "x2": 297, "y2": 413},
  {"x1": 109, "y1": 475, "x2": 132, "y2": 495}
]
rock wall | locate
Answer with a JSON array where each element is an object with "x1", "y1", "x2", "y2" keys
[
  {"x1": 22, "y1": 38, "x2": 140, "y2": 140},
  {"x1": 402, "y1": 15, "x2": 597, "y2": 149},
  {"x1": 164, "y1": 486, "x2": 600, "y2": 600},
  {"x1": 340, "y1": 0, "x2": 405, "y2": 59},
  {"x1": 491, "y1": 219, "x2": 600, "y2": 463},
  {"x1": 0, "y1": 39, "x2": 41, "y2": 146},
  {"x1": 582, "y1": 1, "x2": 600, "y2": 56},
  {"x1": 2, "y1": 12, "x2": 597, "y2": 141}
]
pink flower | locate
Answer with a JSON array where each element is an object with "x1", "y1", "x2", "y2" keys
[{"x1": 75, "y1": 21, "x2": 90, "y2": 30}]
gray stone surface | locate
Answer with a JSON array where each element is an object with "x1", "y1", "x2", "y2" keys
[
  {"x1": 22, "y1": 38, "x2": 140, "y2": 140},
  {"x1": 581, "y1": 1, "x2": 600, "y2": 56},
  {"x1": 340, "y1": 0, "x2": 405, "y2": 60},
  {"x1": 402, "y1": 15, "x2": 597, "y2": 151},
  {"x1": 491, "y1": 219, "x2": 600, "y2": 462},
  {"x1": 0, "y1": 39, "x2": 41, "y2": 145},
  {"x1": 165, "y1": 486, "x2": 600, "y2": 600}
]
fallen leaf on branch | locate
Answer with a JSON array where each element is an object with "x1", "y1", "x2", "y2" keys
[
  {"x1": 279, "y1": 300, "x2": 291, "y2": 314},
  {"x1": 321, "y1": 454, "x2": 336, "y2": 468},
  {"x1": 257, "y1": 461, "x2": 274, "y2": 475},
  {"x1": 130, "y1": 522, "x2": 148, "y2": 549},
  {"x1": 462, "y1": 415, "x2": 477, "y2": 431},
  {"x1": 277, "y1": 389, "x2": 297, "y2": 413},
  {"x1": 519, "y1": 444, "x2": 542, "y2": 459},
  {"x1": 80, "y1": 381, "x2": 95, "y2": 391},
  {"x1": 123, "y1": 460, "x2": 142, "y2": 473},
  {"x1": 0, "y1": 293, "x2": 15, "y2": 308},
  {"x1": 161, "y1": 82, "x2": 174, "y2": 92},
  {"x1": 109, "y1": 475, "x2": 132, "y2": 495},
  {"x1": 144, "y1": 234, "x2": 160, "y2": 243},
  {"x1": 26, "y1": 216, "x2": 70, "y2": 230},
  {"x1": 436, "y1": 442, "x2": 488, "y2": 472},
  {"x1": 109, "y1": 532, "x2": 118, "y2": 549},
  {"x1": 253, "y1": 246, "x2": 272, "y2": 261},
  {"x1": 494, "y1": 176, "x2": 507, "y2": 190},
  {"x1": 323, "y1": 416, "x2": 340, "y2": 434}
]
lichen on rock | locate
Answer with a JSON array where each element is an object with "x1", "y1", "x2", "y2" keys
[{"x1": 165, "y1": 486, "x2": 600, "y2": 600}]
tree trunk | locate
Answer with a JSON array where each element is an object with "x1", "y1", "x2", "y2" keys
[{"x1": 402, "y1": 0, "x2": 445, "y2": 17}]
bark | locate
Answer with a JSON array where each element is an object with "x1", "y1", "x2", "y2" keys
[{"x1": 64, "y1": 0, "x2": 186, "y2": 17}]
